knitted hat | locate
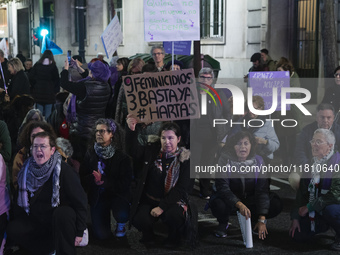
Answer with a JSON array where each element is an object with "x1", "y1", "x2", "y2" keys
[{"x1": 87, "y1": 60, "x2": 111, "y2": 82}]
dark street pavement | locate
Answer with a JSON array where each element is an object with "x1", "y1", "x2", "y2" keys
[{"x1": 71, "y1": 177, "x2": 339, "y2": 255}]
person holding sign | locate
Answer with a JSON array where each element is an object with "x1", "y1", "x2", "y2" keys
[
  {"x1": 209, "y1": 131, "x2": 282, "y2": 239},
  {"x1": 151, "y1": 45, "x2": 166, "y2": 72},
  {"x1": 130, "y1": 122, "x2": 191, "y2": 248}
]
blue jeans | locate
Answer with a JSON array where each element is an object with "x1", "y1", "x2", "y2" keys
[
  {"x1": 36, "y1": 103, "x2": 53, "y2": 119},
  {"x1": 90, "y1": 194, "x2": 130, "y2": 240},
  {"x1": 293, "y1": 204, "x2": 340, "y2": 242}
]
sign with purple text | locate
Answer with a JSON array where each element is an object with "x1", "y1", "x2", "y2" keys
[
  {"x1": 249, "y1": 71, "x2": 291, "y2": 111},
  {"x1": 123, "y1": 69, "x2": 200, "y2": 122},
  {"x1": 101, "y1": 15, "x2": 123, "y2": 58},
  {"x1": 163, "y1": 41, "x2": 192, "y2": 55},
  {"x1": 144, "y1": 0, "x2": 200, "y2": 42}
]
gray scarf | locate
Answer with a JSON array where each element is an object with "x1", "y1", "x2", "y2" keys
[
  {"x1": 17, "y1": 152, "x2": 62, "y2": 214},
  {"x1": 94, "y1": 142, "x2": 115, "y2": 159}
]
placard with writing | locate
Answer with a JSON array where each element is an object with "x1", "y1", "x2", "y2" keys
[
  {"x1": 123, "y1": 69, "x2": 200, "y2": 122},
  {"x1": 144, "y1": 0, "x2": 200, "y2": 42},
  {"x1": 163, "y1": 41, "x2": 191, "y2": 55},
  {"x1": 249, "y1": 71, "x2": 291, "y2": 111},
  {"x1": 101, "y1": 15, "x2": 123, "y2": 58}
]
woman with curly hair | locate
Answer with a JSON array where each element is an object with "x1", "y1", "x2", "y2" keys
[{"x1": 80, "y1": 118, "x2": 132, "y2": 239}]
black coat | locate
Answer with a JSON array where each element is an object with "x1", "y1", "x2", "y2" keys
[
  {"x1": 215, "y1": 153, "x2": 270, "y2": 216},
  {"x1": 130, "y1": 142, "x2": 191, "y2": 221},
  {"x1": 80, "y1": 148, "x2": 133, "y2": 206},
  {"x1": 12, "y1": 161, "x2": 88, "y2": 237},
  {"x1": 60, "y1": 70, "x2": 110, "y2": 139},
  {"x1": 322, "y1": 85, "x2": 340, "y2": 113},
  {"x1": 29, "y1": 62, "x2": 60, "y2": 104},
  {"x1": 8, "y1": 70, "x2": 30, "y2": 99}
]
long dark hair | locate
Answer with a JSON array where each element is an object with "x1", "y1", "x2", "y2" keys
[
  {"x1": 117, "y1": 57, "x2": 130, "y2": 74},
  {"x1": 37, "y1": 50, "x2": 56, "y2": 65}
]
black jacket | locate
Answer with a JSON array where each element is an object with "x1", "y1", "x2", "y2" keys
[
  {"x1": 29, "y1": 62, "x2": 60, "y2": 104},
  {"x1": 60, "y1": 70, "x2": 110, "y2": 139},
  {"x1": 8, "y1": 70, "x2": 30, "y2": 99},
  {"x1": 80, "y1": 148, "x2": 133, "y2": 206},
  {"x1": 322, "y1": 85, "x2": 340, "y2": 113},
  {"x1": 130, "y1": 142, "x2": 191, "y2": 221},
  {"x1": 215, "y1": 153, "x2": 270, "y2": 216},
  {"x1": 12, "y1": 161, "x2": 88, "y2": 237}
]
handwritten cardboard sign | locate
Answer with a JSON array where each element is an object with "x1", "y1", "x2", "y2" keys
[
  {"x1": 249, "y1": 71, "x2": 291, "y2": 111},
  {"x1": 163, "y1": 41, "x2": 191, "y2": 55},
  {"x1": 123, "y1": 69, "x2": 200, "y2": 122},
  {"x1": 144, "y1": 0, "x2": 200, "y2": 42},
  {"x1": 101, "y1": 15, "x2": 123, "y2": 58}
]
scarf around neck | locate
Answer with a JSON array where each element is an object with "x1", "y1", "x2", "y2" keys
[
  {"x1": 94, "y1": 142, "x2": 115, "y2": 159},
  {"x1": 17, "y1": 152, "x2": 62, "y2": 214},
  {"x1": 155, "y1": 148, "x2": 182, "y2": 194},
  {"x1": 229, "y1": 158, "x2": 258, "y2": 174},
  {"x1": 308, "y1": 149, "x2": 334, "y2": 231}
]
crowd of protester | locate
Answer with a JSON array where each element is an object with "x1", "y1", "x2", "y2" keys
[{"x1": 0, "y1": 45, "x2": 340, "y2": 254}]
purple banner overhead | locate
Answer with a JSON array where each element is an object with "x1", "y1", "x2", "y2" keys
[
  {"x1": 163, "y1": 41, "x2": 191, "y2": 55},
  {"x1": 249, "y1": 71, "x2": 290, "y2": 111}
]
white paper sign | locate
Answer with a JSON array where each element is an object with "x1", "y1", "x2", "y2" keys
[
  {"x1": 144, "y1": 0, "x2": 200, "y2": 42},
  {"x1": 237, "y1": 211, "x2": 253, "y2": 248},
  {"x1": 100, "y1": 15, "x2": 123, "y2": 58}
]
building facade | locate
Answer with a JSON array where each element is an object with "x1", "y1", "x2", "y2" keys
[{"x1": 0, "y1": 0, "x2": 336, "y2": 86}]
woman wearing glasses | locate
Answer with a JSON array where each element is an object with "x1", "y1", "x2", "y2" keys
[
  {"x1": 80, "y1": 118, "x2": 133, "y2": 239},
  {"x1": 290, "y1": 128, "x2": 340, "y2": 251},
  {"x1": 322, "y1": 66, "x2": 340, "y2": 119},
  {"x1": 7, "y1": 131, "x2": 87, "y2": 254}
]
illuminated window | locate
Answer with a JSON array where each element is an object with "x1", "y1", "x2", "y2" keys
[{"x1": 0, "y1": 8, "x2": 8, "y2": 38}]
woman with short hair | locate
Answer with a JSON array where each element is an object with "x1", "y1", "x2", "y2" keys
[
  {"x1": 7, "y1": 131, "x2": 87, "y2": 254},
  {"x1": 290, "y1": 128, "x2": 340, "y2": 250}
]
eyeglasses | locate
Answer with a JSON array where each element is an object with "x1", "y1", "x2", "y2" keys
[
  {"x1": 309, "y1": 140, "x2": 327, "y2": 146},
  {"x1": 235, "y1": 142, "x2": 250, "y2": 147},
  {"x1": 199, "y1": 76, "x2": 213, "y2": 81},
  {"x1": 152, "y1": 52, "x2": 164, "y2": 56},
  {"x1": 334, "y1": 73, "x2": 340, "y2": 78},
  {"x1": 95, "y1": 129, "x2": 110, "y2": 135},
  {"x1": 31, "y1": 145, "x2": 50, "y2": 151}
]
